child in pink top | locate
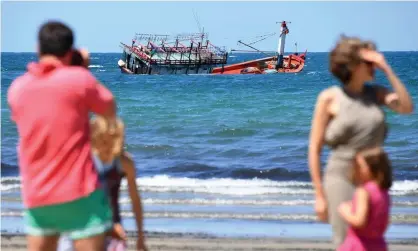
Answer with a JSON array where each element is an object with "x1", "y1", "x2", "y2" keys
[{"x1": 338, "y1": 147, "x2": 392, "y2": 251}]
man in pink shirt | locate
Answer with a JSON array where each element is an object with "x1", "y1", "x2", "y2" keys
[{"x1": 7, "y1": 21, "x2": 116, "y2": 251}]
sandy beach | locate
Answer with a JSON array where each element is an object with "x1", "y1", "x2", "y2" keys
[{"x1": 1, "y1": 232, "x2": 418, "y2": 251}]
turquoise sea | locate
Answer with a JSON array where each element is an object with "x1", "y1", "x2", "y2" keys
[{"x1": 1, "y1": 52, "x2": 418, "y2": 239}]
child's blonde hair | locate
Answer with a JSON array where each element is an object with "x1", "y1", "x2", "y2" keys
[{"x1": 90, "y1": 116, "x2": 125, "y2": 163}]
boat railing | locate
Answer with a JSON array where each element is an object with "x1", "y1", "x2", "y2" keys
[
  {"x1": 120, "y1": 42, "x2": 228, "y2": 65},
  {"x1": 121, "y1": 43, "x2": 151, "y2": 61},
  {"x1": 207, "y1": 42, "x2": 228, "y2": 57},
  {"x1": 149, "y1": 58, "x2": 227, "y2": 65}
]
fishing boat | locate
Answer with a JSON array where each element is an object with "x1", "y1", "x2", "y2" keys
[
  {"x1": 118, "y1": 32, "x2": 228, "y2": 75},
  {"x1": 211, "y1": 21, "x2": 307, "y2": 75}
]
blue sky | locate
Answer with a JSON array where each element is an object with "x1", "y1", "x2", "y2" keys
[{"x1": 2, "y1": 1, "x2": 417, "y2": 53}]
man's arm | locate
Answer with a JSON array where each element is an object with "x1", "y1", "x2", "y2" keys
[
  {"x1": 83, "y1": 72, "x2": 118, "y2": 135},
  {"x1": 84, "y1": 74, "x2": 116, "y2": 118},
  {"x1": 7, "y1": 77, "x2": 23, "y2": 123},
  {"x1": 76, "y1": 49, "x2": 117, "y2": 130}
]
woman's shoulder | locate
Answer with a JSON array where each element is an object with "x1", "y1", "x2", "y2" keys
[{"x1": 316, "y1": 85, "x2": 341, "y2": 103}]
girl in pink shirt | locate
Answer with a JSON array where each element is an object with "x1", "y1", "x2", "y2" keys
[{"x1": 338, "y1": 147, "x2": 392, "y2": 251}]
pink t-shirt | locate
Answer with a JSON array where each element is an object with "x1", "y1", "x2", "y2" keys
[
  {"x1": 338, "y1": 181, "x2": 390, "y2": 251},
  {"x1": 7, "y1": 60, "x2": 114, "y2": 208}
]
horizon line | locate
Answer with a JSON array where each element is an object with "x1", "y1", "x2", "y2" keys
[{"x1": 2, "y1": 50, "x2": 418, "y2": 54}]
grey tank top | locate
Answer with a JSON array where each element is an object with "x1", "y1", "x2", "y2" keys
[{"x1": 325, "y1": 85, "x2": 388, "y2": 164}]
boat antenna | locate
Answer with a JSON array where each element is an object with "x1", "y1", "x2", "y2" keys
[
  {"x1": 192, "y1": 9, "x2": 205, "y2": 42},
  {"x1": 192, "y1": 9, "x2": 202, "y2": 32}
]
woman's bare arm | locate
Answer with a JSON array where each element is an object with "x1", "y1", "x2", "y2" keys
[
  {"x1": 338, "y1": 188, "x2": 369, "y2": 228},
  {"x1": 376, "y1": 68, "x2": 414, "y2": 114},
  {"x1": 360, "y1": 49, "x2": 413, "y2": 114},
  {"x1": 308, "y1": 90, "x2": 333, "y2": 198}
]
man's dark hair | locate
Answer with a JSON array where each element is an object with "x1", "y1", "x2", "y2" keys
[{"x1": 38, "y1": 21, "x2": 74, "y2": 57}]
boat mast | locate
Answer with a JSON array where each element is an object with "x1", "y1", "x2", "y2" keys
[{"x1": 275, "y1": 21, "x2": 290, "y2": 69}]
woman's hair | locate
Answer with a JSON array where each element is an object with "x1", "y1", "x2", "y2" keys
[
  {"x1": 329, "y1": 35, "x2": 377, "y2": 84},
  {"x1": 356, "y1": 147, "x2": 393, "y2": 190}
]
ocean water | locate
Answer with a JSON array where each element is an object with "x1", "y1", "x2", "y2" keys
[{"x1": 1, "y1": 52, "x2": 418, "y2": 239}]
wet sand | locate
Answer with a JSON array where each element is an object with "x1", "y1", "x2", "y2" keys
[{"x1": 2, "y1": 232, "x2": 418, "y2": 251}]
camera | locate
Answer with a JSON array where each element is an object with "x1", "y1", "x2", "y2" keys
[{"x1": 70, "y1": 49, "x2": 89, "y2": 68}]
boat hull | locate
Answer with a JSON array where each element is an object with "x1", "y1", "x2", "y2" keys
[
  {"x1": 118, "y1": 64, "x2": 214, "y2": 75},
  {"x1": 119, "y1": 66, "x2": 134, "y2": 74},
  {"x1": 211, "y1": 52, "x2": 306, "y2": 75}
]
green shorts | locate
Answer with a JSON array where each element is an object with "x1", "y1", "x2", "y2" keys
[{"x1": 24, "y1": 189, "x2": 112, "y2": 240}]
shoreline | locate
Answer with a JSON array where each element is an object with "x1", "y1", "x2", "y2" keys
[{"x1": 2, "y1": 232, "x2": 418, "y2": 251}]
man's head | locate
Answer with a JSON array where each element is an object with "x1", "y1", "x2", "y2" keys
[{"x1": 37, "y1": 21, "x2": 74, "y2": 62}]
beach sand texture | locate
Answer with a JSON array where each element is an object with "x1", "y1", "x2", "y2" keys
[{"x1": 2, "y1": 233, "x2": 418, "y2": 251}]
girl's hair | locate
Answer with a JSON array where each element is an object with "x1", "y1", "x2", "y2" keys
[
  {"x1": 329, "y1": 35, "x2": 377, "y2": 84},
  {"x1": 356, "y1": 147, "x2": 393, "y2": 190},
  {"x1": 90, "y1": 116, "x2": 125, "y2": 162}
]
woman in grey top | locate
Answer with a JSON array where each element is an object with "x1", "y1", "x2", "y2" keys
[{"x1": 308, "y1": 36, "x2": 413, "y2": 246}]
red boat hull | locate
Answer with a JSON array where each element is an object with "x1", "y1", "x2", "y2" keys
[{"x1": 211, "y1": 52, "x2": 306, "y2": 75}]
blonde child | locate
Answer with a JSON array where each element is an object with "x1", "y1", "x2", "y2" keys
[
  {"x1": 59, "y1": 50, "x2": 147, "y2": 251},
  {"x1": 338, "y1": 147, "x2": 392, "y2": 251},
  {"x1": 90, "y1": 116, "x2": 147, "y2": 251}
]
